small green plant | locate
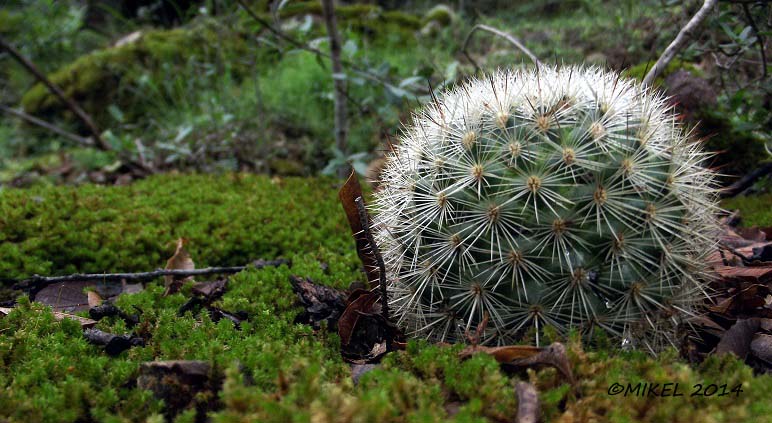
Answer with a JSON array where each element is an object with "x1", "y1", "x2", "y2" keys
[{"x1": 373, "y1": 66, "x2": 721, "y2": 352}]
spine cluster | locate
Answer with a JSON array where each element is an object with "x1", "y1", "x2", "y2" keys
[{"x1": 372, "y1": 66, "x2": 720, "y2": 352}]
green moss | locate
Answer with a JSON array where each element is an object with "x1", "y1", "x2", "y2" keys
[
  {"x1": 422, "y1": 5, "x2": 455, "y2": 26},
  {"x1": 0, "y1": 174, "x2": 356, "y2": 281},
  {"x1": 277, "y1": 2, "x2": 421, "y2": 30},
  {"x1": 623, "y1": 59, "x2": 701, "y2": 85},
  {"x1": 0, "y1": 174, "x2": 769, "y2": 421},
  {"x1": 722, "y1": 194, "x2": 772, "y2": 227}
]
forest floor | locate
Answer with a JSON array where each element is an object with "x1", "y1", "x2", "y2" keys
[{"x1": 0, "y1": 174, "x2": 770, "y2": 422}]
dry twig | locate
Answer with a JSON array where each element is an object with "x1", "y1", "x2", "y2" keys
[
  {"x1": 642, "y1": 0, "x2": 718, "y2": 86},
  {"x1": 462, "y1": 24, "x2": 542, "y2": 71},
  {"x1": 11, "y1": 259, "x2": 290, "y2": 294}
]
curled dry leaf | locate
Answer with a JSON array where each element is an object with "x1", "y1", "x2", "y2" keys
[
  {"x1": 87, "y1": 290, "x2": 103, "y2": 308},
  {"x1": 338, "y1": 170, "x2": 379, "y2": 288},
  {"x1": 164, "y1": 238, "x2": 195, "y2": 295}
]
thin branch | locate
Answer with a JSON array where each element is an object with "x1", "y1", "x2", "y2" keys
[
  {"x1": 235, "y1": 0, "x2": 425, "y2": 95},
  {"x1": 321, "y1": 0, "x2": 349, "y2": 178},
  {"x1": 462, "y1": 24, "x2": 542, "y2": 71},
  {"x1": 720, "y1": 162, "x2": 772, "y2": 198},
  {"x1": 10, "y1": 259, "x2": 291, "y2": 294},
  {"x1": 0, "y1": 36, "x2": 111, "y2": 151},
  {"x1": 0, "y1": 104, "x2": 93, "y2": 147},
  {"x1": 355, "y1": 195, "x2": 391, "y2": 350},
  {"x1": 642, "y1": 0, "x2": 718, "y2": 86},
  {"x1": 741, "y1": 2, "x2": 767, "y2": 78}
]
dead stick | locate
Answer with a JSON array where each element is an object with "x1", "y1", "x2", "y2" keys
[
  {"x1": 0, "y1": 104, "x2": 93, "y2": 147},
  {"x1": 354, "y1": 195, "x2": 392, "y2": 350},
  {"x1": 462, "y1": 24, "x2": 542, "y2": 71},
  {"x1": 642, "y1": 0, "x2": 718, "y2": 86},
  {"x1": 11, "y1": 259, "x2": 290, "y2": 293},
  {"x1": 0, "y1": 36, "x2": 111, "y2": 152}
]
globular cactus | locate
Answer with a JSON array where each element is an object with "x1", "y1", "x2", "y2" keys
[{"x1": 372, "y1": 66, "x2": 720, "y2": 352}]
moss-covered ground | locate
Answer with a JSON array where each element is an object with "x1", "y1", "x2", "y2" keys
[{"x1": 1, "y1": 175, "x2": 770, "y2": 422}]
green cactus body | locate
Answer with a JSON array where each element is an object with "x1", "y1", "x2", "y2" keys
[{"x1": 372, "y1": 67, "x2": 720, "y2": 352}]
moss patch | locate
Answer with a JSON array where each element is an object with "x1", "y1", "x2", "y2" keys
[
  {"x1": 0, "y1": 174, "x2": 770, "y2": 422},
  {"x1": 0, "y1": 174, "x2": 354, "y2": 281}
]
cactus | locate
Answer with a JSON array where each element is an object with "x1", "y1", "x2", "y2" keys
[{"x1": 372, "y1": 66, "x2": 720, "y2": 352}]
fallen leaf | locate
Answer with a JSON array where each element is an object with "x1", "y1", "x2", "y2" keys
[
  {"x1": 338, "y1": 291, "x2": 379, "y2": 346},
  {"x1": 87, "y1": 290, "x2": 103, "y2": 308},
  {"x1": 713, "y1": 265, "x2": 772, "y2": 283},
  {"x1": 458, "y1": 344, "x2": 544, "y2": 362},
  {"x1": 716, "y1": 318, "x2": 761, "y2": 359},
  {"x1": 164, "y1": 238, "x2": 195, "y2": 295},
  {"x1": 737, "y1": 227, "x2": 767, "y2": 242},
  {"x1": 191, "y1": 279, "x2": 228, "y2": 300},
  {"x1": 289, "y1": 275, "x2": 347, "y2": 330},
  {"x1": 338, "y1": 170, "x2": 379, "y2": 288},
  {"x1": 515, "y1": 381, "x2": 540, "y2": 423}
]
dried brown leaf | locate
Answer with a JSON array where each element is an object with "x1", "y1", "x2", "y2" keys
[
  {"x1": 338, "y1": 291, "x2": 379, "y2": 346},
  {"x1": 87, "y1": 290, "x2": 103, "y2": 308},
  {"x1": 164, "y1": 238, "x2": 195, "y2": 295},
  {"x1": 713, "y1": 265, "x2": 772, "y2": 282},
  {"x1": 458, "y1": 344, "x2": 543, "y2": 362},
  {"x1": 338, "y1": 170, "x2": 379, "y2": 288}
]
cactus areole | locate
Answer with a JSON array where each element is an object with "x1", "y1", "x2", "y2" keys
[{"x1": 372, "y1": 67, "x2": 720, "y2": 352}]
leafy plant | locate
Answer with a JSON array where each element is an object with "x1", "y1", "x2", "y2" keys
[{"x1": 372, "y1": 66, "x2": 721, "y2": 352}]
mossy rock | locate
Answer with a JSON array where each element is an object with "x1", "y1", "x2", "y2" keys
[
  {"x1": 20, "y1": 21, "x2": 262, "y2": 130},
  {"x1": 275, "y1": 1, "x2": 421, "y2": 34}
]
